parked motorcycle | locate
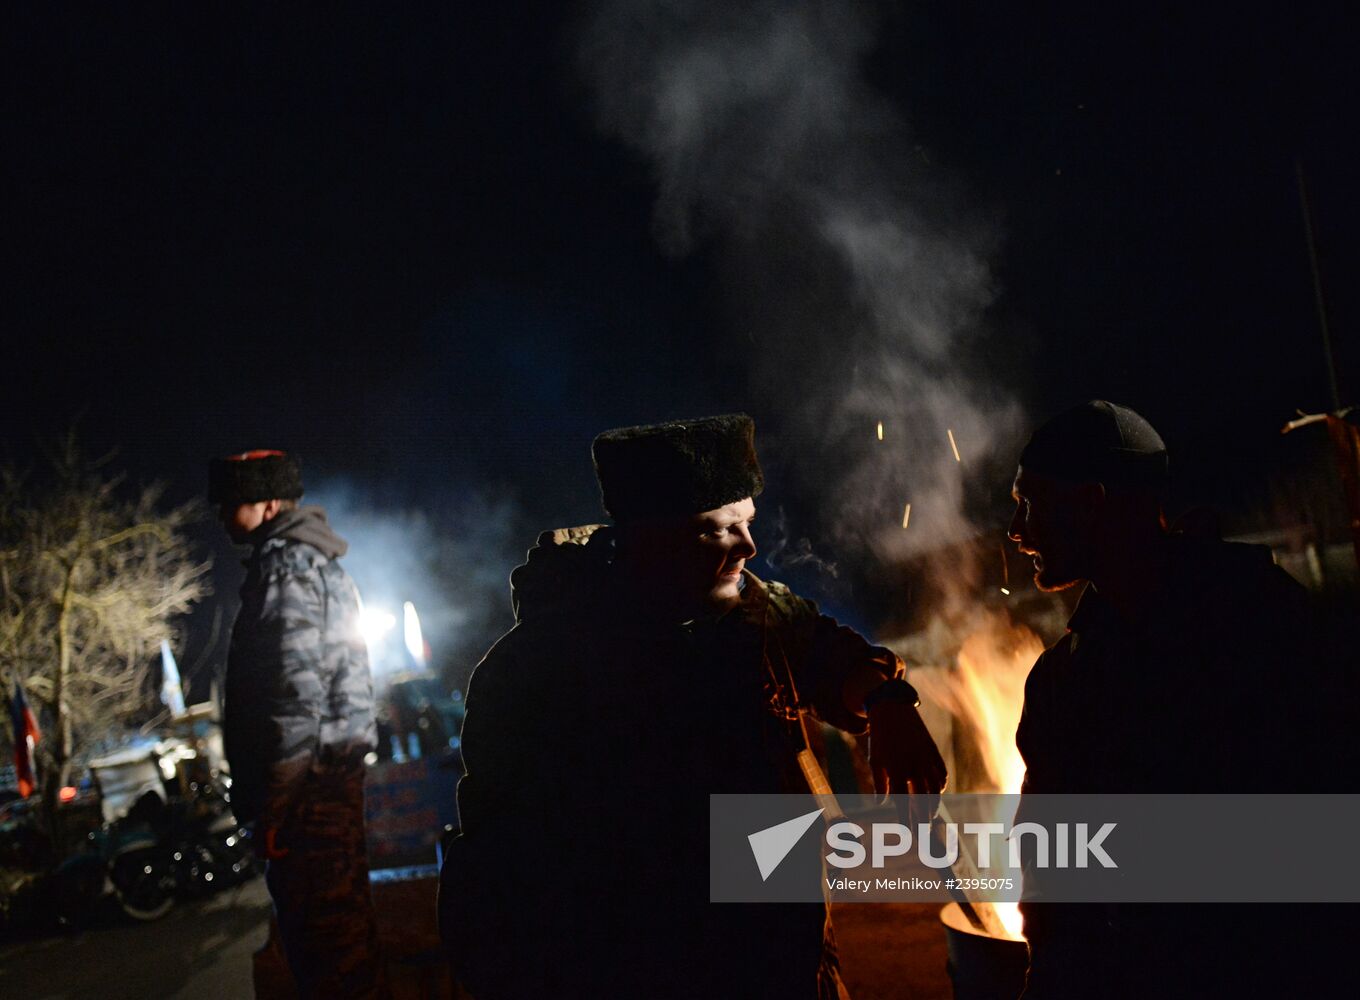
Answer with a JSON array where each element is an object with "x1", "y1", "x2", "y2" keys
[{"x1": 89, "y1": 741, "x2": 255, "y2": 921}]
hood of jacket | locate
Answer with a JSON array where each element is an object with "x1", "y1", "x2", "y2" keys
[
  {"x1": 507, "y1": 524, "x2": 774, "y2": 627},
  {"x1": 249, "y1": 504, "x2": 348, "y2": 559},
  {"x1": 509, "y1": 524, "x2": 615, "y2": 623}
]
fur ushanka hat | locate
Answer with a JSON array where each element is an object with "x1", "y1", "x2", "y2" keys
[
  {"x1": 207, "y1": 450, "x2": 304, "y2": 504},
  {"x1": 591, "y1": 414, "x2": 765, "y2": 521}
]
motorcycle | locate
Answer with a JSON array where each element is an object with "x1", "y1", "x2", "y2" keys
[
  {"x1": 1, "y1": 740, "x2": 256, "y2": 931},
  {"x1": 90, "y1": 741, "x2": 255, "y2": 921}
]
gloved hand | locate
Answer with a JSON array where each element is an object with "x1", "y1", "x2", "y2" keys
[{"x1": 868, "y1": 697, "x2": 947, "y2": 830}]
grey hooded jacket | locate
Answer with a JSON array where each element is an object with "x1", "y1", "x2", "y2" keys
[{"x1": 224, "y1": 506, "x2": 376, "y2": 826}]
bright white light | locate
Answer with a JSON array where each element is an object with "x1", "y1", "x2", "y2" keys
[
  {"x1": 403, "y1": 601, "x2": 426, "y2": 668},
  {"x1": 358, "y1": 608, "x2": 397, "y2": 647}
]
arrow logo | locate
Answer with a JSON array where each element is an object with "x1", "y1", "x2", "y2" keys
[{"x1": 747, "y1": 807, "x2": 825, "y2": 881}]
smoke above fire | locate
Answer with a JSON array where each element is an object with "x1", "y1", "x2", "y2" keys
[{"x1": 578, "y1": 0, "x2": 1026, "y2": 570}]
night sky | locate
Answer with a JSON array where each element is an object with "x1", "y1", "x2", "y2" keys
[{"x1": 4, "y1": 3, "x2": 1356, "y2": 684}]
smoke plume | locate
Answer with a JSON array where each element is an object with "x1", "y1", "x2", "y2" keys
[{"x1": 578, "y1": 1, "x2": 1024, "y2": 580}]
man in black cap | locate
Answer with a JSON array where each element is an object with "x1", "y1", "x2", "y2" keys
[
  {"x1": 209, "y1": 450, "x2": 385, "y2": 998},
  {"x1": 440, "y1": 414, "x2": 946, "y2": 999},
  {"x1": 1007, "y1": 401, "x2": 1345, "y2": 998}
]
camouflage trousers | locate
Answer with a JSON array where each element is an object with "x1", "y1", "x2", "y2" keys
[{"x1": 265, "y1": 763, "x2": 387, "y2": 999}]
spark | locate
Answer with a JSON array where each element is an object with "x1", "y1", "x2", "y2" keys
[
  {"x1": 877, "y1": 421, "x2": 884, "y2": 442},
  {"x1": 947, "y1": 428, "x2": 961, "y2": 463},
  {"x1": 901, "y1": 503, "x2": 911, "y2": 530},
  {"x1": 1000, "y1": 587, "x2": 1011, "y2": 596}
]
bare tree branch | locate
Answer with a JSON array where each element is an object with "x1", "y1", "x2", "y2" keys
[{"x1": 0, "y1": 441, "x2": 211, "y2": 824}]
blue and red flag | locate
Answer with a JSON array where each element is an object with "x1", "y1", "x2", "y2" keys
[{"x1": 10, "y1": 678, "x2": 41, "y2": 798}]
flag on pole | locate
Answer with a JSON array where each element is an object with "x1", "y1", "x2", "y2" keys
[
  {"x1": 10, "y1": 678, "x2": 41, "y2": 798},
  {"x1": 160, "y1": 639, "x2": 187, "y2": 717}
]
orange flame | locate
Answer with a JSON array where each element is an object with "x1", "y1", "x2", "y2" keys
[{"x1": 908, "y1": 615, "x2": 1044, "y2": 940}]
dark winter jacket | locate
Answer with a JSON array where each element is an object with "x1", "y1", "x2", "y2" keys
[
  {"x1": 440, "y1": 524, "x2": 898, "y2": 999},
  {"x1": 1015, "y1": 537, "x2": 1352, "y2": 998},
  {"x1": 224, "y1": 506, "x2": 376, "y2": 826}
]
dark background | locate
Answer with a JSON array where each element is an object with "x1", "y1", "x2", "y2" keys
[{"x1": 3, "y1": 3, "x2": 1355, "y2": 689}]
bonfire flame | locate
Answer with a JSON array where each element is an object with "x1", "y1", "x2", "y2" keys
[{"x1": 908, "y1": 614, "x2": 1044, "y2": 940}]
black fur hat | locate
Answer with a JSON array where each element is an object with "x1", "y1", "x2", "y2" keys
[
  {"x1": 207, "y1": 450, "x2": 304, "y2": 504},
  {"x1": 591, "y1": 414, "x2": 765, "y2": 521},
  {"x1": 1019, "y1": 400, "x2": 1167, "y2": 488}
]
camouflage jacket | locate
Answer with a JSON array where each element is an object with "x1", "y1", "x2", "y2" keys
[
  {"x1": 441, "y1": 524, "x2": 899, "y2": 997},
  {"x1": 224, "y1": 506, "x2": 376, "y2": 826}
]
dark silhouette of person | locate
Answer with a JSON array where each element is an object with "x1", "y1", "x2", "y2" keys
[{"x1": 1007, "y1": 401, "x2": 1354, "y2": 999}]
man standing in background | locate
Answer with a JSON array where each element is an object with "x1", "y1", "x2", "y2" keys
[{"x1": 210, "y1": 449, "x2": 385, "y2": 999}]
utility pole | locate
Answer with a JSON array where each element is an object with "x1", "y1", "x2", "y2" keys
[{"x1": 1295, "y1": 158, "x2": 1342, "y2": 412}]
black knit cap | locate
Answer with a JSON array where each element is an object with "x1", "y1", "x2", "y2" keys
[
  {"x1": 1019, "y1": 400, "x2": 1168, "y2": 488},
  {"x1": 591, "y1": 414, "x2": 765, "y2": 521},
  {"x1": 207, "y1": 450, "x2": 304, "y2": 504}
]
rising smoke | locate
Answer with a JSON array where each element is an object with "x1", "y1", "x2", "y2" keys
[
  {"x1": 577, "y1": 1, "x2": 1025, "y2": 582},
  {"x1": 763, "y1": 505, "x2": 840, "y2": 579}
]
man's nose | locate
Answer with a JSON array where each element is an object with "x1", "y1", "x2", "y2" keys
[
  {"x1": 1006, "y1": 507, "x2": 1024, "y2": 542},
  {"x1": 733, "y1": 525, "x2": 757, "y2": 560}
]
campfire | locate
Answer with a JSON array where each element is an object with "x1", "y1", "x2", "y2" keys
[{"x1": 896, "y1": 612, "x2": 1046, "y2": 941}]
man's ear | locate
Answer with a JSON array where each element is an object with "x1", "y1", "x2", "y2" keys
[
  {"x1": 261, "y1": 498, "x2": 285, "y2": 522},
  {"x1": 1075, "y1": 481, "x2": 1107, "y2": 522}
]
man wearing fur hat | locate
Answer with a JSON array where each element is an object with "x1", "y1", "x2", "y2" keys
[
  {"x1": 209, "y1": 450, "x2": 384, "y2": 998},
  {"x1": 440, "y1": 415, "x2": 946, "y2": 999}
]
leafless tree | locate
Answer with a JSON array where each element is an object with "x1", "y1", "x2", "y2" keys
[{"x1": 0, "y1": 435, "x2": 210, "y2": 828}]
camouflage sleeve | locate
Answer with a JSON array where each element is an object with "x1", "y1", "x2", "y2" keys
[
  {"x1": 767, "y1": 581, "x2": 902, "y2": 734},
  {"x1": 240, "y1": 563, "x2": 328, "y2": 827}
]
